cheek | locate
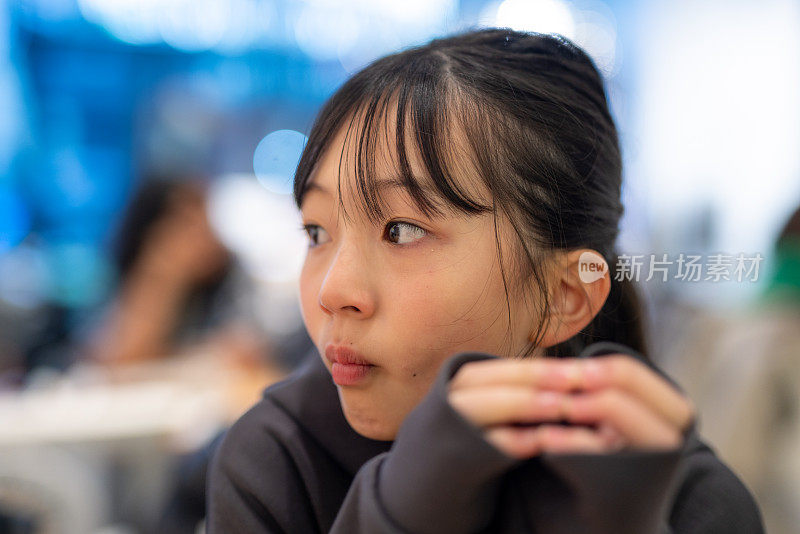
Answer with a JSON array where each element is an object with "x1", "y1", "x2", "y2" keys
[
  {"x1": 386, "y1": 261, "x2": 509, "y2": 359},
  {"x1": 299, "y1": 259, "x2": 323, "y2": 343}
]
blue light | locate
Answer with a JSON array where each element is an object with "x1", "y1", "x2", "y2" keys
[
  {"x1": 253, "y1": 129, "x2": 307, "y2": 196},
  {"x1": 0, "y1": 186, "x2": 31, "y2": 253}
]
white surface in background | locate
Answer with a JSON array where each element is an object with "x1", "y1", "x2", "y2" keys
[
  {"x1": 207, "y1": 173, "x2": 306, "y2": 284},
  {"x1": 207, "y1": 174, "x2": 307, "y2": 336},
  {"x1": 0, "y1": 366, "x2": 226, "y2": 449}
]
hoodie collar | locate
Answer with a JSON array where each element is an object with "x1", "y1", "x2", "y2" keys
[{"x1": 265, "y1": 350, "x2": 393, "y2": 477}]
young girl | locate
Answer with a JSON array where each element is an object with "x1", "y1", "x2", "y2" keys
[{"x1": 207, "y1": 29, "x2": 763, "y2": 533}]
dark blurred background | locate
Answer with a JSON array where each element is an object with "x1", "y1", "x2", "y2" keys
[{"x1": 0, "y1": 0, "x2": 798, "y2": 533}]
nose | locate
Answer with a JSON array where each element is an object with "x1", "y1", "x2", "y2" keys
[{"x1": 317, "y1": 242, "x2": 376, "y2": 319}]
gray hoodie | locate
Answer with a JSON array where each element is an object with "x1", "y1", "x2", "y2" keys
[{"x1": 206, "y1": 341, "x2": 764, "y2": 533}]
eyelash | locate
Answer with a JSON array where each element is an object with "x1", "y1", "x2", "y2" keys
[
  {"x1": 301, "y1": 224, "x2": 329, "y2": 248},
  {"x1": 300, "y1": 221, "x2": 428, "y2": 248}
]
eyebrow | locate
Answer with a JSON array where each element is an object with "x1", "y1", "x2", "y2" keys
[{"x1": 303, "y1": 181, "x2": 332, "y2": 196}]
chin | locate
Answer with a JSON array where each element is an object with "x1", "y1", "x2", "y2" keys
[
  {"x1": 352, "y1": 423, "x2": 397, "y2": 441},
  {"x1": 340, "y1": 403, "x2": 398, "y2": 441}
]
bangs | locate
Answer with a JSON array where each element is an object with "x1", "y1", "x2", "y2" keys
[{"x1": 294, "y1": 51, "x2": 492, "y2": 223}]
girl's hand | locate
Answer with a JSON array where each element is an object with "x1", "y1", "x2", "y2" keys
[{"x1": 447, "y1": 355, "x2": 696, "y2": 459}]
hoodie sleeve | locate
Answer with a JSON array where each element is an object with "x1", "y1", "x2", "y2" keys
[
  {"x1": 664, "y1": 433, "x2": 765, "y2": 533},
  {"x1": 508, "y1": 421, "x2": 764, "y2": 534},
  {"x1": 332, "y1": 344, "x2": 763, "y2": 534}
]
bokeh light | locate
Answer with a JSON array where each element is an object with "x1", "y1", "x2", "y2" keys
[
  {"x1": 253, "y1": 129, "x2": 308, "y2": 196},
  {"x1": 489, "y1": 0, "x2": 576, "y2": 38},
  {"x1": 207, "y1": 173, "x2": 306, "y2": 284}
]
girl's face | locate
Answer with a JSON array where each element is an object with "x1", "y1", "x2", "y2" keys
[{"x1": 298, "y1": 123, "x2": 542, "y2": 441}]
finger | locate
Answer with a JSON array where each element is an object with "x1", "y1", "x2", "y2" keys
[
  {"x1": 485, "y1": 424, "x2": 622, "y2": 459},
  {"x1": 485, "y1": 425, "x2": 542, "y2": 459},
  {"x1": 579, "y1": 355, "x2": 696, "y2": 433},
  {"x1": 535, "y1": 424, "x2": 621, "y2": 454},
  {"x1": 563, "y1": 389, "x2": 683, "y2": 450},
  {"x1": 448, "y1": 386, "x2": 568, "y2": 427},
  {"x1": 450, "y1": 356, "x2": 695, "y2": 433},
  {"x1": 450, "y1": 359, "x2": 580, "y2": 391}
]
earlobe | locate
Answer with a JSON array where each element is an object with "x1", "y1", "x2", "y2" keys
[{"x1": 532, "y1": 249, "x2": 611, "y2": 349}]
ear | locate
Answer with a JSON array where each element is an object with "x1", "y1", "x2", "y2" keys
[{"x1": 534, "y1": 249, "x2": 611, "y2": 348}]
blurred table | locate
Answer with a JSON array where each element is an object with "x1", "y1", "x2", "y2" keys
[{"x1": 0, "y1": 349, "x2": 287, "y2": 533}]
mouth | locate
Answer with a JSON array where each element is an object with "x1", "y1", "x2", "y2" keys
[{"x1": 324, "y1": 344, "x2": 375, "y2": 386}]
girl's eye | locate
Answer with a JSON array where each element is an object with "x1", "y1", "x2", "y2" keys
[
  {"x1": 384, "y1": 221, "x2": 426, "y2": 245},
  {"x1": 303, "y1": 224, "x2": 331, "y2": 247}
]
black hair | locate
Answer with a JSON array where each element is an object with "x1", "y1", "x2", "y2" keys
[
  {"x1": 293, "y1": 28, "x2": 648, "y2": 360},
  {"x1": 111, "y1": 176, "x2": 230, "y2": 298},
  {"x1": 113, "y1": 178, "x2": 181, "y2": 279}
]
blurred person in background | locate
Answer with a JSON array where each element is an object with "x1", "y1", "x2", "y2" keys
[
  {"x1": 81, "y1": 176, "x2": 309, "y2": 533},
  {"x1": 85, "y1": 177, "x2": 265, "y2": 372},
  {"x1": 765, "y1": 205, "x2": 800, "y2": 304}
]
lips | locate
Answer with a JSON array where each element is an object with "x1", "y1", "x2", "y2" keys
[
  {"x1": 325, "y1": 344, "x2": 373, "y2": 365},
  {"x1": 325, "y1": 344, "x2": 375, "y2": 386}
]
